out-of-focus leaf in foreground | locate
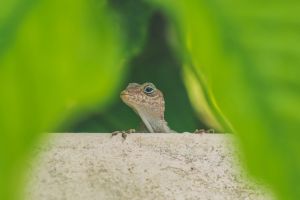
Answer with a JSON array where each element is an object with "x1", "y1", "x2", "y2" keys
[
  {"x1": 150, "y1": 0, "x2": 300, "y2": 199},
  {"x1": 0, "y1": 0, "x2": 123, "y2": 199}
]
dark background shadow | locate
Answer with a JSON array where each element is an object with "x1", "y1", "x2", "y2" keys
[{"x1": 61, "y1": 12, "x2": 207, "y2": 133}]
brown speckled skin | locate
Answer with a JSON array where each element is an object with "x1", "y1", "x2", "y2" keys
[{"x1": 121, "y1": 83, "x2": 174, "y2": 133}]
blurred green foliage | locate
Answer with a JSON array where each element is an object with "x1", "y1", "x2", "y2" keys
[
  {"x1": 1, "y1": 0, "x2": 299, "y2": 200},
  {"x1": 0, "y1": 0, "x2": 124, "y2": 199},
  {"x1": 150, "y1": 0, "x2": 300, "y2": 199}
]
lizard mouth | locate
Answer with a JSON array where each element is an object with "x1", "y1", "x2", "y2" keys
[
  {"x1": 120, "y1": 90, "x2": 131, "y2": 102},
  {"x1": 120, "y1": 90, "x2": 131, "y2": 99},
  {"x1": 120, "y1": 90, "x2": 128, "y2": 96}
]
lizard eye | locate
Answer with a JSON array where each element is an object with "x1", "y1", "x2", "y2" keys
[{"x1": 144, "y1": 85, "x2": 155, "y2": 94}]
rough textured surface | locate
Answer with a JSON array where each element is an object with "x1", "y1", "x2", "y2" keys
[{"x1": 25, "y1": 133, "x2": 274, "y2": 200}]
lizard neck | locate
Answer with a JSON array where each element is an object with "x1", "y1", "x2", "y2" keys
[{"x1": 134, "y1": 108, "x2": 171, "y2": 133}]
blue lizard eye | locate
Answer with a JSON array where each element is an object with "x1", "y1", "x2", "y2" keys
[{"x1": 144, "y1": 85, "x2": 155, "y2": 94}]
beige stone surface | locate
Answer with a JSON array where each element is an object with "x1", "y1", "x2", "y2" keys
[{"x1": 25, "y1": 133, "x2": 274, "y2": 200}]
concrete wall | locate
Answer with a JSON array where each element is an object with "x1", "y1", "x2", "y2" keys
[{"x1": 25, "y1": 133, "x2": 274, "y2": 200}]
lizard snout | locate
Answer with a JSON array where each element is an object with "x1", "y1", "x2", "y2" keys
[{"x1": 120, "y1": 90, "x2": 129, "y2": 96}]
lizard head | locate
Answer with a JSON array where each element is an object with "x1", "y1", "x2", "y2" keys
[{"x1": 120, "y1": 82, "x2": 165, "y2": 120}]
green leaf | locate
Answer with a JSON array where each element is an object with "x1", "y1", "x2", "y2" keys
[
  {"x1": 0, "y1": 0, "x2": 123, "y2": 199},
  {"x1": 150, "y1": 0, "x2": 300, "y2": 199}
]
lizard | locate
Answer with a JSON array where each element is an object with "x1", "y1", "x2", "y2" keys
[
  {"x1": 112, "y1": 82, "x2": 214, "y2": 139},
  {"x1": 112, "y1": 82, "x2": 175, "y2": 138}
]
